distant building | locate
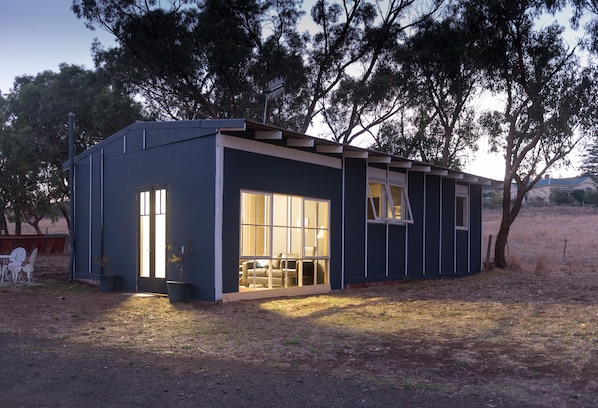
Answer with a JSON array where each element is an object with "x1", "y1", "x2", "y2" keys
[{"x1": 513, "y1": 175, "x2": 598, "y2": 204}]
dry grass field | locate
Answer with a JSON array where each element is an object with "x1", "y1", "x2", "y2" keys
[
  {"x1": 483, "y1": 206, "x2": 598, "y2": 273},
  {"x1": 0, "y1": 206, "x2": 597, "y2": 407}
]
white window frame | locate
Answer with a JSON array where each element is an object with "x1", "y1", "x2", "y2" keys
[
  {"x1": 239, "y1": 190, "x2": 330, "y2": 289},
  {"x1": 456, "y1": 184, "x2": 469, "y2": 230},
  {"x1": 367, "y1": 168, "x2": 413, "y2": 224}
]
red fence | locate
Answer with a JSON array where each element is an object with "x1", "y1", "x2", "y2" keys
[{"x1": 0, "y1": 234, "x2": 69, "y2": 254}]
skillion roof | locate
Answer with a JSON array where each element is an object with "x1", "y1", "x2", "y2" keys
[{"x1": 67, "y1": 118, "x2": 498, "y2": 185}]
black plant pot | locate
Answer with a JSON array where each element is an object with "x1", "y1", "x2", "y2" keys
[
  {"x1": 99, "y1": 275, "x2": 118, "y2": 292},
  {"x1": 166, "y1": 281, "x2": 190, "y2": 303}
]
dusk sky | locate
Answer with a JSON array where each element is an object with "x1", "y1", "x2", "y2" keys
[{"x1": 0, "y1": 0, "x2": 114, "y2": 93}]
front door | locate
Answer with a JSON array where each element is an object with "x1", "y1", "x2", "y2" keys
[{"x1": 138, "y1": 187, "x2": 167, "y2": 293}]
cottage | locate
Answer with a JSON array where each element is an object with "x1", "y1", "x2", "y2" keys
[
  {"x1": 69, "y1": 119, "x2": 492, "y2": 301},
  {"x1": 512, "y1": 175, "x2": 598, "y2": 204}
]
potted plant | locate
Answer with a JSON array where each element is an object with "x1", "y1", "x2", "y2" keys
[
  {"x1": 166, "y1": 241, "x2": 191, "y2": 303},
  {"x1": 95, "y1": 253, "x2": 118, "y2": 292}
]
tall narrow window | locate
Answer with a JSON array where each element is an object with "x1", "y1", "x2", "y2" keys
[
  {"x1": 155, "y1": 189, "x2": 167, "y2": 278},
  {"x1": 456, "y1": 185, "x2": 468, "y2": 229},
  {"x1": 140, "y1": 191, "x2": 151, "y2": 278}
]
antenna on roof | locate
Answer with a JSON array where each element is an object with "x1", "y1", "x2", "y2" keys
[{"x1": 262, "y1": 76, "x2": 285, "y2": 124}]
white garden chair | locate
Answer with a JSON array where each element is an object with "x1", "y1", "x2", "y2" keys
[
  {"x1": 6, "y1": 247, "x2": 26, "y2": 283},
  {"x1": 19, "y1": 248, "x2": 38, "y2": 282}
]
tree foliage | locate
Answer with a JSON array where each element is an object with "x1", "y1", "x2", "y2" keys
[
  {"x1": 73, "y1": 0, "x2": 308, "y2": 124},
  {"x1": 0, "y1": 65, "x2": 145, "y2": 233},
  {"x1": 72, "y1": 0, "x2": 444, "y2": 143},
  {"x1": 580, "y1": 137, "x2": 598, "y2": 176},
  {"x1": 373, "y1": 11, "x2": 482, "y2": 168}
]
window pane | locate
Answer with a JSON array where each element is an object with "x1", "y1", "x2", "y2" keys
[
  {"x1": 456, "y1": 196, "x2": 467, "y2": 227},
  {"x1": 290, "y1": 230, "x2": 302, "y2": 255},
  {"x1": 317, "y1": 201, "x2": 329, "y2": 227},
  {"x1": 240, "y1": 192, "x2": 255, "y2": 224},
  {"x1": 389, "y1": 185, "x2": 403, "y2": 219},
  {"x1": 155, "y1": 213, "x2": 166, "y2": 278},
  {"x1": 140, "y1": 191, "x2": 150, "y2": 216},
  {"x1": 255, "y1": 226, "x2": 270, "y2": 257},
  {"x1": 140, "y1": 213, "x2": 150, "y2": 278},
  {"x1": 272, "y1": 194, "x2": 288, "y2": 226},
  {"x1": 304, "y1": 200, "x2": 317, "y2": 228},
  {"x1": 368, "y1": 182, "x2": 384, "y2": 220},
  {"x1": 240, "y1": 225, "x2": 255, "y2": 256},
  {"x1": 304, "y1": 228, "x2": 317, "y2": 249},
  {"x1": 256, "y1": 194, "x2": 270, "y2": 225},
  {"x1": 272, "y1": 226, "x2": 288, "y2": 255},
  {"x1": 291, "y1": 196, "x2": 302, "y2": 229}
]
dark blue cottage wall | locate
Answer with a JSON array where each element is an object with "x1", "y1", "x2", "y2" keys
[
  {"x1": 425, "y1": 174, "x2": 442, "y2": 277},
  {"x1": 73, "y1": 151, "x2": 101, "y2": 278},
  {"x1": 74, "y1": 129, "x2": 218, "y2": 300},
  {"x1": 221, "y1": 148, "x2": 343, "y2": 293},
  {"x1": 342, "y1": 164, "x2": 482, "y2": 285},
  {"x1": 344, "y1": 161, "x2": 411, "y2": 285},
  {"x1": 407, "y1": 171, "x2": 425, "y2": 277},
  {"x1": 343, "y1": 158, "x2": 367, "y2": 284}
]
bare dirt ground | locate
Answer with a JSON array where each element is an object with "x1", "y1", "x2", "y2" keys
[{"x1": 0, "y1": 207, "x2": 597, "y2": 407}]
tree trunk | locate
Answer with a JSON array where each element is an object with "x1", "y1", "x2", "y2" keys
[
  {"x1": 58, "y1": 202, "x2": 70, "y2": 232},
  {"x1": 31, "y1": 221, "x2": 42, "y2": 235},
  {"x1": 494, "y1": 179, "x2": 526, "y2": 268},
  {"x1": 494, "y1": 180, "x2": 512, "y2": 268},
  {"x1": 494, "y1": 217, "x2": 511, "y2": 268},
  {"x1": 14, "y1": 221, "x2": 22, "y2": 236},
  {"x1": 0, "y1": 213, "x2": 8, "y2": 235}
]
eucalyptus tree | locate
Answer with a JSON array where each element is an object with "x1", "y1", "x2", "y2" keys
[
  {"x1": 72, "y1": 0, "x2": 445, "y2": 144},
  {"x1": 3, "y1": 64, "x2": 144, "y2": 231},
  {"x1": 461, "y1": 0, "x2": 598, "y2": 268},
  {"x1": 570, "y1": 0, "x2": 598, "y2": 52},
  {"x1": 301, "y1": 0, "x2": 444, "y2": 143},
  {"x1": 571, "y1": 0, "x2": 598, "y2": 180},
  {"x1": 373, "y1": 12, "x2": 482, "y2": 168},
  {"x1": 73, "y1": 0, "x2": 307, "y2": 125}
]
